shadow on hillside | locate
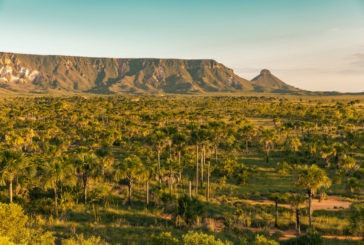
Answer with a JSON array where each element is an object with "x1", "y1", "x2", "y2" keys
[{"x1": 65, "y1": 207, "x2": 171, "y2": 227}]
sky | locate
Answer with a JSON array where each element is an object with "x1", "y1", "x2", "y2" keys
[{"x1": 0, "y1": 0, "x2": 363, "y2": 92}]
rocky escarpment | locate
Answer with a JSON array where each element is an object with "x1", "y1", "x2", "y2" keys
[
  {"x1": 0, "y1": 52, "x2": 301, "y2": 94},
  {"x1": 0, "y1": 53, "x2": 255, "y2": 94}
]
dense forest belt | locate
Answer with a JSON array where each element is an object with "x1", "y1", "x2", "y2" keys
[{"x1": 0, "y1": 95, "x2": 362, "y2": 244}]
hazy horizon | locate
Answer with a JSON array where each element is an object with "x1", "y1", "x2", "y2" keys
[{"x1": 0, "y1": 0, "x2": 363, "y2": 92}]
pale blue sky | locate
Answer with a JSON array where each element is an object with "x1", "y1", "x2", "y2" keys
[{"x1": 0, "y1": 0, "x2": 363, "y2": 92}]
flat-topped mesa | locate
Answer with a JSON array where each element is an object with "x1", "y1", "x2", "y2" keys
[
  {"x1": 0, "y1": 52, "x2": 254, "y2": 94},
  {"x1": 0, "y1": 52, "x2": 302, "y2": 94}
]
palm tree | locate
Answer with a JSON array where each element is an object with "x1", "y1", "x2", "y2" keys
[
  {"x1": 289, "y1": 194, "x2": 306, "y2": 235},
  {"x1": 95, "y1": 146, "x2": 114, "y2": 177},
  {"x1": 206, "y1": 161, "x2": 211, "y2": 202},
  {"x1": 114, "y1": 155, "x2": 145, "y2": 206},
  {"x1": 295, "y1": 164, "x2": 331, "y2": 228},
  {"x1": 287, "y1": 137, "x2": 301, "y2": 155},
  {"x1": 74, "y1": 150, "x2": 99, "y2": 204},
  {"x1": 260, "y1": 128, "x2": 276, "y2": 163},
  {"x1": 340, "y1": 155, "x2": 358, "y2": 176},
  {"x1": 320, "y1": 145, "x2": 336, "y2": 168},
  {"x1": 273, "y1": 116, "x2": 281, "y2": 132},
  {"x1": 189, "y1": 125, "x2": 201, "y2": 195},
  {"x1": 172, "y1": 132, "x2": 187, "y2": 184},
  {"x1": 144, "y1": 160, "x2": 157, "y2": 209},
  {"x1": 189, "y1": 125, "x2": 209, "y2": 194},
  {"x1": 238, "y1": 124, "x2": 255, "y2": 154},
  {"x1": 208, "y1": 121, "x2": 226, "y2": 164},
  {"x1": 41, "y1": 157, "x2": 75, "y2": 216},
  {"x1": 268, "y1": 192, "x2": 289, "y2": 228},
  {"x1": 0, "y1": 150, "x2": 25, "y2": 203},
  {"x1": 147, "y1": 129, "x2": 167, "y2": 184},
  {"x1": 165, "y1": 158, "x2": 179, "y2": 194}
]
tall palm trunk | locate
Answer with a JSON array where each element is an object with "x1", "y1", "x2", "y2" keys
[
  {"x1": 178, "y1": 151, "x2": 182, "y2": 185},
  {"x1": 169, "y1": 142, "x2": 172, "y2": 159},
  {"x1": 169, "y1": 168, "x2": 173, "y2": 194},
  {"x1": 83, "y1": 174, "x2": 88, "y2": 204},
  {"x1": 308, "y1": 190, "x2": 312, "y2": 228},
  {"x1": 265, "y1": 149, "x2": 270, "y2": 163},
  {"x1": 54, "y1": 186, "x2": 58, "y2": 216},
  {"x1": 200, "y1": 150, "x2": 204, "y2": 186},
  {"x1": 296, "y1": 209, "x2": 301, "y2": 235},
  {"x1": 157, "y1": 149, "x2": 161, "y2": 184},
  {"x1": 128, "y1": 180, "x2": 132, "y2": 206},
  {"x1": 215, "y1": 146, "x2": 218, "y2": 165},
  {"x1": 146, "y1": 180, "x2": 149, "y2": 209},
  {"x1": 206, "y1": 161, "x2": 210, "y2": 202},
  {"x1": 274, "y1": 200, "x2": 278, "y2": 228},
  {"x1": 195, "y1": 144, "x2": 199, "y2": 195},
  {"x1": 9, "y1": 178, "x2": 13, "y2": 203},
  {"x1": 188, "y1": 180, "x2": 192, "y2": 198}
]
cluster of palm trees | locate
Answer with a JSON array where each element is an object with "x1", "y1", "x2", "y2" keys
[{"x1": 0, "y1": 96, "x2": 361, "y2": 232}]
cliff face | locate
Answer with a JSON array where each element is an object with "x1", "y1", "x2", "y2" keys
[
  {"x1": 0, "y1": 52, "x2": 255, "y2": 94},
  {"x1": 0, "y1": 52, "x2": 302, "y2": 94}
]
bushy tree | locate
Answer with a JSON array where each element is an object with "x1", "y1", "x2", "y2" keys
[
  {"x1": 0, "y1": 203, "x2": 28, "y2": 239},
  {"x1": 0, "y1": 202, "x2": 55, "y2": 244},
  {"x1": 0, "y1": 236, "x2": 15, "y2": 245}
]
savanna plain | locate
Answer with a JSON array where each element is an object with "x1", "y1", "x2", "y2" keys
[{"x1": 0, "y1": 95, "x2": 363, "y2": 245}]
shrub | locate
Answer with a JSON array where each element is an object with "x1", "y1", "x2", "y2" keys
[
  {"x1": 353, "y1": 168, "x2": 364, "y2": 179},
  {"x1": 150, "y1": 232, "x2": 179, "y2": 245},
  {"x1": 253, "y1": 235, "x2": 279, "y2": 245},
  {"x1": 182, "y1": 231, "x2": 232, "y2": 245},
  {"x1": 62, "y1": 234, "x2": 107, "y2": 245},
  {"x1": 348, "y1": 203, "x2": 364, "y2": 237},
  {"x1": 282, "y1": 231, "x2": 323, "y2": 245},
  {"x1": 89, "y1": 183, "x2": 112, "y2": 206},
  {"x1": 177, "y1": 195, "x2": 204, "y2": 225},
  {"x1": 159, "y1": 188, "x2": 175, "y2": 205}
]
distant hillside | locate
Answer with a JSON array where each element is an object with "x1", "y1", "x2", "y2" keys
[
  {"x1": 251, "y1": 69, "x2": 301, "y2": 93},
  {"x1": 0, "y1": 52, "x2": 301, "y2": 94}
]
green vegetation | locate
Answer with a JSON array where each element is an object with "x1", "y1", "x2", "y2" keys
[{"x1": 0, "y1": 95, "x2": 362, "y2": 244}]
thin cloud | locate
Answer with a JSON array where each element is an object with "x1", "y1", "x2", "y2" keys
[{"x1": 352, "y1": 53, "x2": 364, "y2": 66}]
